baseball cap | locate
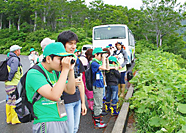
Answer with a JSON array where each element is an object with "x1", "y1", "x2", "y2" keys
[
  {"x1": 115, "y1": 42, "x2": 123, "y2": 45},
  {"x1": 74, "y1": 49, "x2": 79, "y2": 53},
  {"x1": 109, "y1": 56, "x2": 117, "y2": 63},
  {"x1": 92, "y1": 47, "x2": 107, "y2": 55},
  {"x1": 10, "y1": 45, "x2": 22, "y2": 52},
  {"x1": 40, "y1": 38, "x2": 55, "y2": 51},
  {"x1": 108, "y1": 44, "x2": 112, "y2": 47},
  {"x1": 43, "y1": 42, "x2": 74, "y2": 58},
  {"x1": 30, "y1": 48, "x2": 35, "y2": 52},
  {"x1": 106, "y1": 46, "x2": 110, "y2": 48}
]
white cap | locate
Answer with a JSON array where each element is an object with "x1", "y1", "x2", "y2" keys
[
  {"x1": 40, "y1": 38, "x2": 55, "y2": 51},
  {"x1": 10, "y1": 45, "x2": 22, "y2": 52}
]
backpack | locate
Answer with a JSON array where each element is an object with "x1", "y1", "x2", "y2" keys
[
  {"x1": 126, "y1": 71, "x2": 133, "y2": 81},
  {"x1": 0, "y1": 57, "x2": 11, "y2": 81},
  {"x1": 14, "y1": 65, "x2": 59, "y2": 123},
  {"x1": 85, "y1": 61, "x2": 99, "y2": 91}
]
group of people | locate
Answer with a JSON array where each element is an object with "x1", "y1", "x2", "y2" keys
[{"x1": 4, "y1": 30, "x2": 128, "y2": 133}]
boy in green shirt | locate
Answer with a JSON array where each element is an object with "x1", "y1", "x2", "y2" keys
[{"x1": 26, "y1": 42, "x2": 76, "y2": 133}]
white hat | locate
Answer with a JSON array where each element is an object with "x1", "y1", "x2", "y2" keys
[
  {"x1": 40, "y1": 38, "x2": 55, "y2": 51},
  {"x1": 10, "y1": 45, "x2": 22, "y2": 52}
]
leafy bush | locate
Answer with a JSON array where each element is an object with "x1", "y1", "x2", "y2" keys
[
  {"x1": 135, "y1": 40, "x2": 157, "y2": 54},
  {"x1": 130, "y1": 50, "x2": 186, "y2": 132}
]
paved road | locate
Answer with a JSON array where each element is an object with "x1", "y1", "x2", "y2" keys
[{"x1": 0, "y1": 54, "x2": 111, "y2": 133}]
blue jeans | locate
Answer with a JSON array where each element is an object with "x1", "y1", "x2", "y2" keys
[
  {"x1": 65, "y1": 100, "x2": 81, "y2": 133},
  {"x1": 106, "y1": 85, "x2": 118, "y2": 104}
]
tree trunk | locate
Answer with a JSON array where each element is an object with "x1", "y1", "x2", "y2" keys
[
  {"x1": 0, "y1": 14, "x2": 2, "y2": 30},
  {"x1": 159, "y1": 37, "x2": 162, "y2": 47},
  {"x1": 34, "y1": 11, "x2": 37, "y2": 31},
  {"x1": 9, "y1": 20, "x2": 11, "y2": 32},
  {"x1": 18, "y1": 15, "x2": 21, "y2": 31},
  {"x1": 159, "y1": 34, "x2": 166, "y2": 47},
  {"x1": 43, "y1": 14, "x2": 46, "y2": 23},
  {"x1": 43, "y1": 8, "x2": 46, "y2": 29},
  {"x1": 156, "y1": 31, "x2": 159, "y2": 48}
]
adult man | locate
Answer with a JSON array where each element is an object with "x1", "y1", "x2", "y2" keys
[
  {"x1": 5, "y1": 45, "x2": 22, "y2": 124},
  {"x1": 26, "y1": 42, "x2": 76, "y2": 133},
  {"x1": 58, "y1": 31, "x2": 87, "y2": 133},
  {"x1": 39, "y1": 37, "x2": 55, "y2": 62}
]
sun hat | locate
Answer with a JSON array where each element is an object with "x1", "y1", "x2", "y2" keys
[
  {"x1": 43, "y1": 42, "x2": 74, "y2": 58},
  {"x1": 41, "y1": 38, "x2": 55, "y2": 51},
  {"x1": 108, "y1": 56, "x2": 117, "y2": 63},
  {"x1": 10, "y1": 45, "x2": 22, "y2": 52},
  {"x1": 92, "y1": 47, "x2": 107, "y2": 55},
  {"x1": 30, "y1": 48, "x2": 35, "y2": 52}
]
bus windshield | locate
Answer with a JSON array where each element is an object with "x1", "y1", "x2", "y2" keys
[{"x1": 94, "y1": 26, "x2": 126, "y2": 40}]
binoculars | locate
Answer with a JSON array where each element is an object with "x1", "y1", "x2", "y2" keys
[{"x1": 60, "y1": 57, "x2": 75, "y2": 65}]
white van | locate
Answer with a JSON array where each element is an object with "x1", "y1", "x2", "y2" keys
[{"x1": 81, "y1": 44, "x2": 93, "y2": 55}]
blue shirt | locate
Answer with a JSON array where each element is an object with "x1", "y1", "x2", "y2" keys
[{"x1": 91, "y1": 61, "x2": 104, "y2": 88}]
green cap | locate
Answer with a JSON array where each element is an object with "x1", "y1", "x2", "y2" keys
[
  {"x1": 109, "y1": 56, "x2": 117, "y2": 63},
  {"x1": 30, "y1": 48, "x2": 35, "y2": 52},
  {"x1": 92, "y1": 47, "x2": 107, "y2": 55},
  {"x1": 43, "y1": 42, "x2": 73, "y2": 58},
  {"x1": 106, "y1": 46, "x2": 110, "y2": 48},
  {"x1": 74, "y1": 49, "x2": 79, "y2": 53}
]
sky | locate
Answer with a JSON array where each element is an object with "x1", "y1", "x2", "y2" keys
[{"x1": 85, "y1": 0, "x2": 185, "y2": 10}]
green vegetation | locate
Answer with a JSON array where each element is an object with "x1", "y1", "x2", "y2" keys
[
  {"x1": 0, "y1": 0, "x2": 185, "y2": 58},
  {"x1": 1, "y1": 0, "x2": 186, "y2": 131},
  {"x1": 130, "y1": 50, "x2": 186, "y2": 132}
]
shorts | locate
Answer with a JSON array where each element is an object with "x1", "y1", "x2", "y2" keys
[
  {"x1": 33, "y1": 121, "x2": 68, "y2": 133},
  {"x1": 118, "y1": 72, "x2": 126, "y2": 84}
]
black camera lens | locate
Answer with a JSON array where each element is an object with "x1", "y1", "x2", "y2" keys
[{"x1": 71, "y1": 59, "x2": 75, "y2": 64}]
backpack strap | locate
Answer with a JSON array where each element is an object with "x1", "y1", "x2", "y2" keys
[
  {"x1": 54, "y1": 70, "x2": 59, "y2": 78},
  {"x1": 90, "y1": 61, "x2": 100, "y2": 88},
  {"x1": 31, "y1": 65, "x2": 54, "y2": 102},
  {"x1": 27, "y1": 65, "x2": 55, "y2": 119},
  {"x1": 32, "y1": 65, "x2": 53, "y2": 87}
]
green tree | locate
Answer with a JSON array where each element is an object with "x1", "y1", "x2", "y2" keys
[{"x1": 141, "y1": 0, "x2": 184, "y2": 47}]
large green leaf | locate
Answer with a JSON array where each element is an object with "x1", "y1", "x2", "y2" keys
[
  {"x1": 178, "y1": 104, "x2": 186, "y2": 114},
  {"x1": 149, "y1": 116, "x2": 161, "y2": 127}
]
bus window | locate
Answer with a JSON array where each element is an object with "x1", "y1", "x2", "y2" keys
[{"x1": 94, "y1": 26, "x2": 126, "y2": 40}]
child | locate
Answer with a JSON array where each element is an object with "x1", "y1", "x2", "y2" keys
[
  {"x1": 105, "y1": 56, "x2": 121, "y2": 115},
  {"x1": 91, "y1": 47, "x2": 109, "y2": 129},
  {"x1": 28, "y1": 48, "x2": 39, "y2": 67},
  {"x1": 26, "y1": 42, "x2": 76, "y2": 133}
]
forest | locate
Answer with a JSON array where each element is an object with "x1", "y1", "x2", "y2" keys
[{"x1": 0, "y1": 0, "x2": 186, "y2": 58}]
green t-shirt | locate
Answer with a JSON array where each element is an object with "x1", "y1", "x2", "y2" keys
[{"x1": 26, "y1": 63, "x2": 67, "y2": 124}]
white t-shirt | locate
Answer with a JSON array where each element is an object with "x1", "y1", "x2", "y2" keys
[{"x1": 28, "y1": 54, "x2": 38, "y2": 67}]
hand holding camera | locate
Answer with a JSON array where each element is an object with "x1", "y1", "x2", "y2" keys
[
  {"x1": 60, "y1": 56, "x2": 76, "y2": 71},
  {"x1": 75, "y1": 73, "x2": 82, "y2": 86}
]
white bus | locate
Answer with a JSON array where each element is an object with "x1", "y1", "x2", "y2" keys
[{"x1": 92, "y1": 24, "x2": 135, "y2": 64}]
